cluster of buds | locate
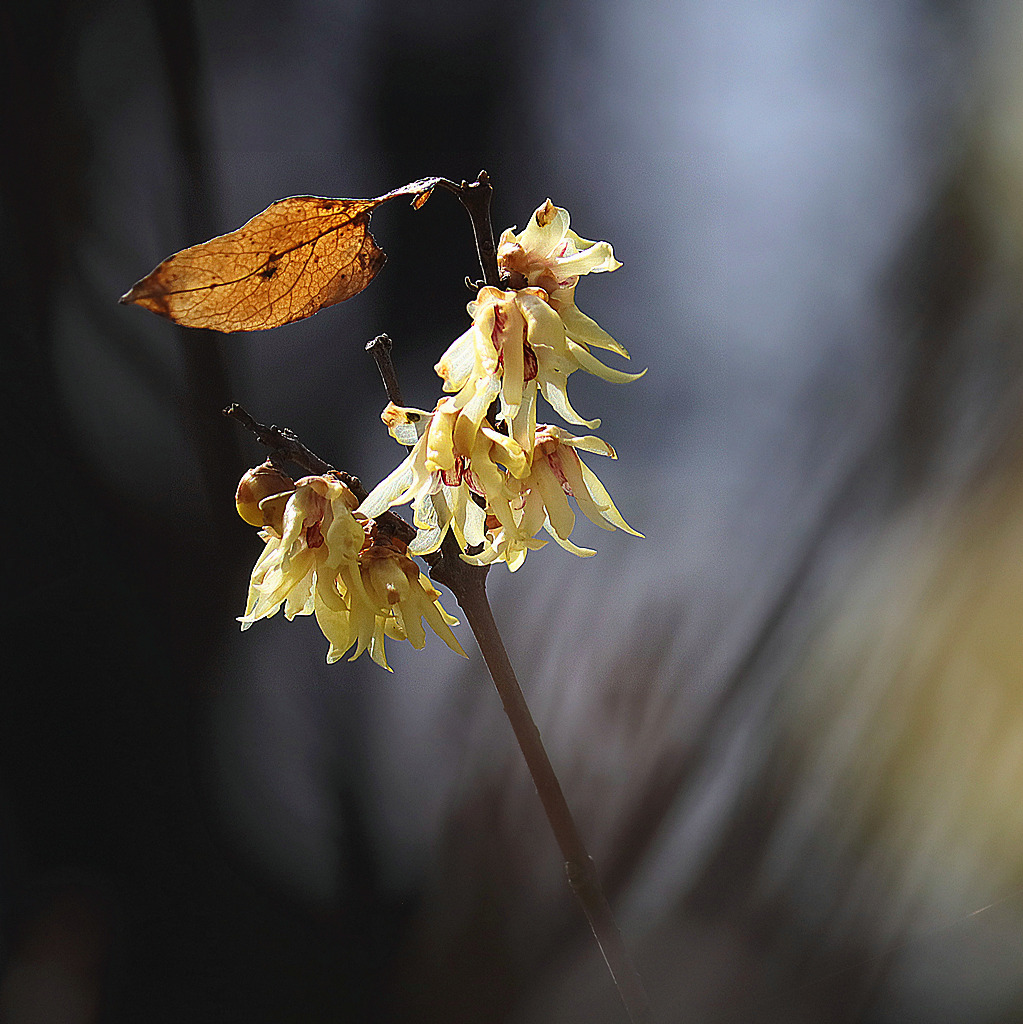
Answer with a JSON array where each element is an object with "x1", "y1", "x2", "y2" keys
[
  {"x1": 360, "y1": 199, "x2": 644, "y2": 571},
  {"x1": 235, "y1": 199, "x2": 642, "y2": 665},
  {"x1": 235, "y1": 462, "x2": 464, "y2": 670}
]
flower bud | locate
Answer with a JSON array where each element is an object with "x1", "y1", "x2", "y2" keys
[{"x1": 235, "y1": 462, "x2": 295, "y2": 529}]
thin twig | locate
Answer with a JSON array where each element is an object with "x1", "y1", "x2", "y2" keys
[
  {"x1": 223, "y1": 403, "x2": 416, "y2": 547},
  {"x1": 370, "y1": 325, "x2": 649, "y2": 1021},
  {"x1": 366, "y1": 334, "x2": 406, "y2": 407},
  {"x1": 444, "y1": 572, "x2": 651, "y2": 1024},
  {"x1": 434, "y1": 172, "x2": 501, "y2": 287},
  {"x1": 223, "y1": 402, "x2": 347, "y2": 482}
]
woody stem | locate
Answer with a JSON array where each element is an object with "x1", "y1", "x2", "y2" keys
[
  {"x1": 435, "y1": 171, "x2": 501, "y2": 287},
  {"x1": 373, "y1": 179, "x2": 649, "y2": 1018},
  {"x1": 434, "y1": 563, "x2": 650, "y2": 1024}
]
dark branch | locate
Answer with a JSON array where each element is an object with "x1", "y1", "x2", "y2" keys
[
  {"x1": 361, "y1": 322, "x2": 648, "y2": 1022},
  {"x1": 366, "y1": 334, "x2": 406, "y2": 407},
  {"x1": 223, "y1": 403, "x2": 416, "y2": 545},
  {"x1": 435, "y1": 171, "x2": 501, "y2": 288}
]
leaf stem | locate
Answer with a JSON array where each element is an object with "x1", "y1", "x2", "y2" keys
[{"x1": 435, "y1": 172, "x2": 501, "y2": 287}]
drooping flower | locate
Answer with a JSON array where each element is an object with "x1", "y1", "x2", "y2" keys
[
  {"x1": 436, "y1": 283, "x2": 643, "y2": 437},
  {"x1": 239, "y1": 471, "x2": 366, "y2": 627},
  {"x1": 358, "y1": 400, "x2": 527, "y2": 556},
  {"x1": 237, "y1": 468, "x2": 464, "y2": 670},
  {"x1": 465, "y1": 425, "x2": 644, "y2": 571},
  {"x1": 497, "y1": 199, "x2": 640, "y2": 370},
  {"x1": 316, "y1": 523, "x2": 466, "y2": 671}
]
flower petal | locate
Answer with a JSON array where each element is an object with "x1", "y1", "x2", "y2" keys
[
  {"x1": 577, "y1": 460, "x2": 644, "y2": 537},
  {"x1": 557, "y1": 300, "x2": 630, "y2": 357},
  {"x1": 566, "y1": 339, "x2": 647, "y2": 385},
  {"x1": 539, "y1": 374, "x2": 600, "y2": 429},
  {"x1": 434, "y1": 326, "x2": 476, "y2": 392}
]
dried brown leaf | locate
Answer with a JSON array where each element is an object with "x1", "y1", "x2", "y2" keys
[{"x1": 120, "y1": 178, "x2": 441, "y2": 332}]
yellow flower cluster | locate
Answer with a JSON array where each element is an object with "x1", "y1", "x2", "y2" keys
[
  {"x1": 235, "y1": 464, "x2": 465, "y2": 670},
  {"x1": 235, "y1": 199, "x2": 643, "y2": 666},
  {"x1": 360, "y1": 200, "x2": 644, "y2": 570}
]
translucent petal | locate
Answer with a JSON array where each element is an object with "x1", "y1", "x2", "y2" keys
[
  {"x1": 577, "y1": 461, "x2": 644, "y2": 537},
  {"x1": 509, "y1": 381, "x2": 537, "y2": 456},
  {"x1": 560, "y1": 433, "x2": 618, "y2": 458},
  {"x1": 367, "y1": 617, "x2": 392, "y2": 671},
  {"x1": 461, "y1": 496, "x2": 487, "y2": 547},
  {"x1": 560, "y1": 451, "x2": 616, "y2": 533},
  {"x1": 500, "y1": 303, "x2": 525, "y2": 421},
  {"x1": 434, "y1": 326, "x2": 476, "y2": 391},
  {"x1": 358, "y1": 454, "x2": 417, "y2": 517},
  {"x1": 557, "y1": 301, "x2": 630, "y2": 357},
  {"x1": 382, "y1": 403, "x2": 432, "y2": 442},
  {"x1": 519, "y1": 290, "x2": 568, "y2": 351},
  {"x1": 534, "y1": 462, "x2": 576, "y2": 539},
  {"x1": 519, "y1": 200, "x2": 570, "y2": 254},
  {"x1": 420, "y1": 594, "x2": 467, "y2": 658},
  {"x1": 480, "y1": 425, "x2": 528, "y2": 479},
  {"x1": 425, "y1": 404, "x2": 458, "y2": 472},
  {"x1": 544, "y1": 523, "x2": 596, "y2": 557},
  {"x1": 556, "y1": 239, "x2": 620, "y2": 278},
  {"x1": 566, "y1": 339, "x2": 647, "y2": 384},
  {"x1": 539, "y1": 374, "x2": 600, "y2": 429}
]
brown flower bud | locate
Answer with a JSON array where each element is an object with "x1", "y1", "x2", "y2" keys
[{"x1": 235, "y1": 462, "x2": 295, "y2": 529}]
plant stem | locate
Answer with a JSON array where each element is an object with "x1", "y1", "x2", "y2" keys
[
  {"x1": 365, "y1": 334, "x2": 407, "y2": 407},
  {"x1": 435, "y1": 172, "x2": 501, "y2": 287},
  {"x1": 433, "y1": 561, "x2": 650, "y2": 1023},
  {"x1": 223, "y1": 403, "x2": 416, "y2": 545},
  {"x1": 376, "y1": 178, "x2": 650, "y2": 1018}
]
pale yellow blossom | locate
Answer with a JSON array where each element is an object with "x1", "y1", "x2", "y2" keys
[
  {"x1": 358, "y1": 401, "x2": 527, "y2": 556},
  {"x1": 239, "y1": 473, "x2": 365, "y2": 626},
  {"x1": 497, "y1": 199, "x2": 642, "y2": 370},
  {"x1": 436, "y1": 282, "x2": 643, "y2": 436},
  {"x1": 315, "y1": 526, "x2": 466, "y2": 671},
  {"x1": 466, "y1": 425, "x2": 644, "y2": 571},
  {"x1": 238, "y1": 471, "x2": 464, "y2": 670}
]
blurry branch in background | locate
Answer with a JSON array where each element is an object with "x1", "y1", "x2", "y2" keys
[{"x1": 150, "y1": 0, "x2": 241, "y2": 521}]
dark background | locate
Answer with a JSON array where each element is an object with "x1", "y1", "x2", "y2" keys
[{"x1": 5, "y1": 1, "x2": 1023, "y2": 1021}]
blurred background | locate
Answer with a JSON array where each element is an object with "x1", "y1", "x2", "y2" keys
[{"x1": 5, "y1": 0, "x2": 1023, "y2": 1020}]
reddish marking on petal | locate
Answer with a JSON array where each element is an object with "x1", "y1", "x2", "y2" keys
[
  {"x1": 441, "y1": 455, "x2": 468, "y2": 488},
  {"x1": 464, "y1": 468, "x2": 485, "y2": 497},
  {"x1": 306, "y1": 521, "x2": 325, "y2": 548},
  {"x1": 523, "y1": 342, "x2": 538, "y2": 382},
  {"x1": 548, "y1": 451, "x2": 573, "y2": 496},
  {"x1": 492, "y1": 306, "x2": 507, "y2": 349}
]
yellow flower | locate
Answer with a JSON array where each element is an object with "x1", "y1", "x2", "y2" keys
[
  {"x1": 317, "y1": 525, "x2": 466, "y2": 671},
  {"x1": 358, "y1": 401, "x2": 527, "y2": 556},
  {"x1": 436, "y1": 283, "x2": 643, "y2": 436},
  {"x1": 497, "y1": 199, "x2": 642, "y2": 374},
  {"x1": 466, "y1": 425, "x2": 644, "y2": 571},
  {"x1": 239, "y1": 472, "x2": 365, "y2": 626},
  {"x1": 237, "y1": 470, "x2": 464, "y2": 670}
]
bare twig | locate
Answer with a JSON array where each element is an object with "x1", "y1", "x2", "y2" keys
[
  {"x1": 366, "y1": 334, "x2": 406, "y2": 407},
  {"x1": 223, "y1": 402, "x2": 345, "y2": 481},
  {"x1": 370, "y1": 326, "x2": 650, "y2": 1022},
  {"x1": 434, "y1": 172, "x2": 501, "y2": 287},
  {"x1": 224, "y1": 403, "x2": 417, "y2": 546}
]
